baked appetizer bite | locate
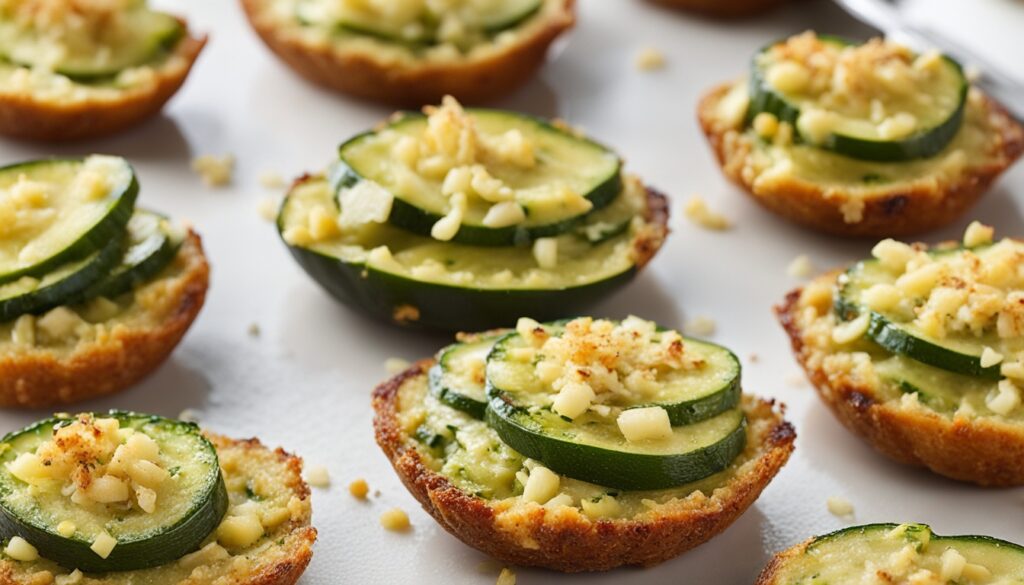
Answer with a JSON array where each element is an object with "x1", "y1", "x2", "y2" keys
[
  {"x1": 0, "y1": 412, "x2": 316, "y2": 583},
  {"x1": 650, "y1": 0, "x2": 784, "y2": 19},
  {"x1": 699, "y1": 31, "x2": 1024, "y2": 236},
  {"x1": 373, "y1": 316, "x2": 795, "y2": 571},
  {"x1": 240, "y1": 0, "x2": 574, "y2": 105},
  {"x1": 0, "y1": 0, "x2": 206, "y2": 141},
  {"x1": 757, "y1": 523, "x2": 1024, "y2": 584},
  {"x1": 0, "y1": 155, "x2": 209, "y2": 407},
  {"x1": 777, "y1": 222, "x2": 1024, "y2": 486},
  {"x1": 278, "y1": 97, "x2": 669, "y2": 331}
]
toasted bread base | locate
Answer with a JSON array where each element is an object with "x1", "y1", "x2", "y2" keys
[
  {"x1": 649, "y1": 0, "x2": 785, "y2": 18},
  {"x1": 373, "y1": 362, "x2": 795, "y2": 572},
  {"x1": 753, "y1": 536, "x2": 814, "y2": 585},
  {"x1": 0, "y1": 231, "x2": 209, "y2": 408},
  {"x1": 239, "y1": 0, "x2": 574, "y2": 105},
  {"x1": 0, "y1": 28, "x2": 206, "y2": 141},
  {"x1": 776, "y1": 274, "x2": 1024, "y2": 486},
  {"x1": 0, "y1": 433, "x2": 316, "y2": 585},
  {"x1": 698, "y1": 84, "x2": 1024, "y2": 237}
]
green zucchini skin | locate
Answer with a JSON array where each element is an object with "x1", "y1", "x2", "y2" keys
[
  {"x1": 748, "y1": 36, "x2": 969, "y2": 162},
  {"x1": 0, "y1": 236, "x2": 123, "y2": 322},
  {"x1": 0, "y1": 158, "x2": 139, "y2": 287},
  {"x1": 0, "y1": 412, "x2": 228, "y2": 573},
  {"x1": 428, "y1": 335, "x2": 496, "y2": 419}
]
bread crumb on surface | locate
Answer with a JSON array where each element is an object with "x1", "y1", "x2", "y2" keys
[
  {"x1": 786, "y1": 373, "x2": 808, "y2": 388},
  {"x1": 348, "y1": 478, "x2": 370, "y2": 499},
  {"x1": 191, "y1": 154, "x2": 235, "y2": 187},
  {"x1": 259, "y1": 171, "x2": 285, "y2": 189},
  {"x1": 247, "y1": 323, "x2": 261, "y2": 338},
  {"x1": 385, "y1": 357, "x2": 411, "y2": 375},
  {"x1": 749, "y1": 353, "x2": 760, "y2": 363},
  {"x1": 684, "y1": 316, "x2": 717, "y2": 337},
  {"x1": 826, "y1": 496, "x2": 855, "y2": 519},
  {"x1": 380, "y1": 507, "x2": 411, "y2": 532},
  {"x1": 634, "y1": 46, "x2": 666, "y2": 71},
  {"x1": 257, "y1": 196, "x2": 279, "y2": 221},
  {"x1": 178, "y1": 408, "x2": 202, "y2": 423},
  {"x1": 787, "y1": 254, "x2": 814, "y2": 278},
  {"x1": 684, "y1": 196, "x2": 732, "y2": 231},
  {"x1": 497, "y1": 567, "x2": 516, "y2": 585},
  {"x1": 305, "y1": 465, "x2": 331, "y2": 488}
]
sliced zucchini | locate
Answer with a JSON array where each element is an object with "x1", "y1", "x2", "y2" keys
[
  {"x1": 335, "y1": 110, "x2": 622, "y2": 246},
  {"x1": 766, "y1": 523, "x2": 1024, "y2": 583},
  {"x1": 429, "y1": 334, "x2": 501, "y2": 419},
  {"x1": 0, "y1": 412, "x2": 228, "y2": 573},
  {"x1": 486, "y1": 323, "x2": 742, "y2": 426},
  {"x1": 0, "y1": 11, "x2": 183, "y2": 80},
  {"x1": 76, "y1": 210, "x2": 184, "y2": 302},
  {"x1": 0, "y1": 236, "x2": 122, "y2": 322},
  {"x1": 873, "y1": 355, "x2": 995, "y2": 414},
  {"x1": 0, "y1": 157, "x2": 137, "y2": 286},
  {"x1": 749, "y1": 35, "x2": 968, "y2": 161},
  {"x1": 279, "y1": 177, "x2": 646, "y2": 332}
]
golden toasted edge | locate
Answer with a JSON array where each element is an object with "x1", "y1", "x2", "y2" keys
[
  {"x1": 754, "y1": 536, "x2": 813, "y2": 585},
  {"x1": 239, "y1": 0, "x2": 575, "y2": 105},
  {"x1": 698, "y1": 83, "x2": 1024, "y2": 237},
  {"x1": 0, "y1": 22, "x2": 207, "y2": 141},
  {"x1": 648, "y1": 0, "x2": 785, "y2": 18},
  {"x1": 372, "y1": 360, "x2": 795, "y2": 572},
  {"x1": 0, "y1": 231, "x2": 210, "y2": 408},
  {"x1": 775, "y1": 274, "x2": 1024, "y2": 486},
  {"x1": 0, "y1": 433, "x2": 317, "y2": 585}
]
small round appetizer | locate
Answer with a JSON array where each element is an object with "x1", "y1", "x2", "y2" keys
[
  {"x1": 699, "y1": 31, "x2": 1024, "y2": 237},
  {"x1": 650, "y1": 0, "x2": 784, "y2": 19},
  {"x1": 777, "y1": 222, "x2": 1024, "y2": 486},
  {"x1": 757, "y1": 523, "x2": 1024, "y2": 584},
  {"x1": 278, "y1": 97, "x2": 669, "y2": 331},
  {"x1": 0, "y1": 412, "x2": 316, "y2": 583},
  {"x1": 373, "y1": 316, "x2": 795, "y2": 571},
  {"x1": 0, "y1": 0, "x2": 206, "y2": 141},
  {"x1": 0, "y1": 155, "x2": 209, "y2": 407},
  {"x1": 239, "y1": 0, "x2": 574, "y2": 105}
]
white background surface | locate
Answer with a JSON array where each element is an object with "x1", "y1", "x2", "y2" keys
[{"x1": 1, "y1": 1, "x2": 1023, "y2": 583}]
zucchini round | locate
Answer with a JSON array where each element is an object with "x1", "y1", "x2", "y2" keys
[
  {"x1": 429, "y1": 334, "x2": 501, "y2": 419},
  {"x1": 0, "y1": 236, "x2": 122, "y2": 322},
  {"x1": 748, "y1": 35, "x2": 968, "y2": 162},
  {"x1": 0, "y1": 157, "x2": 138, "y2": 286},
  {"x1": 334, "y1": 109, "x2": 622, "y2": 246},
  {"x1": 0, "y1": 412, "x2": 228, "y2": 573}
]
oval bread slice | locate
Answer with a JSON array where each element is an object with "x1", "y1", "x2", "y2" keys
[
  {"x1": 0, "y1": 231, "x2": 209, "y2": 408},
  {"x1": 373, "y1": 361, "x2": 795, "y2": 572}
]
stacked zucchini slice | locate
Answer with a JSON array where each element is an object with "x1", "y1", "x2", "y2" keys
[
  {"x1": 425, "y1": 317, "x2": 747, "y2": 491},
  {"x1": 278, "y1": 103, "x2": 665, "y2": 331},
  {"x1": 0, "y1": 156, "x2": 183, "y2": 325}
]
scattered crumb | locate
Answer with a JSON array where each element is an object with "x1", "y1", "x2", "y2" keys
[
  {"x1": 748, "y1": 353, "x2": 760, "y2": 363},
  {"x1": 258, "y1": 171, "x2": 285, "y2": 189},
  {"x1": 247, "y1": 323, "x2": 261, "y2": 338},
  {"x1": 373, "y1": 489, "x2": 381, "y2": 498},
  {"x1": 380, "y1": 507, "x2": 411, "y2": 532},
  {"x1": 257, "y1": 196, "x2": 279, "y2": 222},
  {"x1": 964, "y1": 64, "x2": 982, "y2": 83},
  {"x1": 787, "y1": 254, "x2": 814, "y2": 278},
  {"x1": 684, "y1": 196, "x2": 732, "y2": 231},
  {"x1": 839, "y1": 197, "x2": 865, "y2": 224},
  {"x1": 348, "y1": 479, "x2": 370, "y2": 500},
  {"x1": 786, "y1": 373, "x2": 808, "y2": 388},
  {"x1": 178, "y1": 409, "x2": 202, "y2": 423},
  {"x1": 634, "y1": 46, "x2": 666, "y2": 71},
  {"x1": 550, "y1": 118, "x2": 587, "y2": 139},
  {"x1": 497, "y1": 567, "x2": 516, "y2": 585},
  {"x1": 392, "y1": 304, "x2": 420, "y2": 324},
  {"x1": 684, "y1": 316, "x2": 717, "y2": 337},
  {"x1": 305, "y1": 465, "x2": 331, "y2": 488},
  {"x1": 385, "y1": 357, "x2": 411, "y2": 375},
  {"x1": 191, "y1": 154, "x2": 235, "y2": 187},
  {"x1": 827, "y1": 496, "x2": 855, "y2": 519}
]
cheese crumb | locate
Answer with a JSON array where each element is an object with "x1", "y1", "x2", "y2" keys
[
  {"x1": 980, "y1": 347, "x2": 1004, "y2": 368},
  {"x1": 304, "y1": 465, "x2": 331, "y2": 488},
  {"x1": 684, "y1": 316, "x2": 716, "y2": 337},
  {"x1": 786, "y1": 254, "x2": 814, "y2": 278},
  {"x1": 832, "y1": 313, "x2": 870, "y2": 344},
  {"x1": 385, "y1": 358, "x2": 411, "y2": 374},
  {"x1": 522, "y1": 465, "x2": 560, "y2": 504},
  {"x1": 497, "y1": 567, "x2": 516, "y2": 585},
  {"x1": 257, "y1": 196, "x2": 279, "y2": 222},
  {"x1": 532, "y1": 237, "x2": 558, "y2": 269},
  {"x1": 380, "y1": 508, "x2": 411, "y2": 531},
  {"x1": 247, "y1": 323, "x2": 261, "y2": 338},
  {"x1": 634, "y1": 46, "x2": 666, "y2": 71},
  {"x1": 618, "y1": 407, "x2": 673, "y2": 442},
  {"x1": 963, "y1": 220, "x2": 994, "y2": 248},
  {"x1": 826, "y1": 496, "x2": 855, "y2": 519},
  {"x1": 4, "y1": 536, "x2": 38, "y2": 562},
  {"x1": 55, "y1": 569, "x2": 83, "y2": 585},
  {"x1": 684, "y1": 196, "x2": 732, "y2": 230},
  {"x1": 90, "y1": 531, "x2": 117, "y2": 559},
  {"x1": 178, "y1": 408, "x2": 202, "y2": 423},
  {"x1": 191, "y1": 154, "x2": 235, "y2": 188},
  {"x1": 987, "y1": 380, "x2": 1021, "y2": 416},
  {"x1": 258, "y1": 171, "x2": 285, "y2": 189},
  {"x1": 56, "y1": 520, "x2": 76, "y2": 537},
  {"x1": 348, "y1": 478, "x2": 369, "y2": 499}
]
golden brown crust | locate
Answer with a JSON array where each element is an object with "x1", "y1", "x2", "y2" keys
[
  {"x1": 635, "y1": 185, "x2": 670, "y2": 269},
  {"x1": 239, "y1": 0, "x2": 575, "y2": 106},
  {"x1": 698, "y1": 83, "x2": 1024, "y2": 237},
  {"x1": 0, "y1": 26, "x2": 206, "y2": 142},
  {"x1": 649, "y1": 0, "x2": 785, "y2": 19},
  {"x1": 776, "y1": 275, "x2": 1024, "y2": 486},
  {"x1": 754, "y1": 536, "x2": 812, "y2": 585},
  {"x1": 372, "y1": 361, "x2": 795, "y2": 572},
  {"x1": 0, "y1": 434, "x2": 317, "y2": 585},
  {"x1": 0, "y1": 231, "x2": 210, "y2": 408}
]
